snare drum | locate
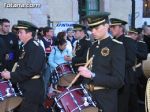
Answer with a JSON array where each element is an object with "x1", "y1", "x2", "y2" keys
[
  {"x1": 51, "y1": 63, "x2": 76, "y2": 86},
  {"x1": 0, "y1": 79, "x2": 22, "y2": 111},
  {"x1": 54, "y1": 85, "x2": 99, "y2": 112}
]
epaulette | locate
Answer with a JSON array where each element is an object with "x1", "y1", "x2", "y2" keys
[
  {"x1": 125, "y1": 35, "x2": 132, "y2": 38},
  {"x1": 139, "y1": 40, "x2": 146, "y2": 43},
  {"x1": 112, "y1": 39, "x2": 123, "y2": 44},
  {"x1": 33, "y1": 40, "x2": 39, "y2": 46},
  {"x1": 85, "y1": 37, "x2": 91, "y2": 41}
]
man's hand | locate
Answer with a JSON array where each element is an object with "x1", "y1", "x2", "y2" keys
[
  {"x1": 1, "y1": 70, "x2": 11, "y2": 79},
  {"x1": 78, "y1": 66, "x2": 92, "y2": 78}
]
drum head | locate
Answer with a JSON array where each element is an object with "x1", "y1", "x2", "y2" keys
[
  {"x1": 0, "y1": 100, "x2": 7, "y2": 112},
  {"x1": 5, "y1": 96, "x2": 22, "y2": 111},
  {"x1": 58, "y1": 74, "x2": 76, "y2": 86},
  {"x1": 81, "y1": 107, "x2": 99, "y2": 112}
]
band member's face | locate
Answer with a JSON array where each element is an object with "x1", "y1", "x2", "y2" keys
[
  {"x1": 110, "y1": 25, "x2": 121, "y2": 37},
  {"x1": 128, "y1": 32, "x2": 138, "y2": 40},
  {"x1": 18, "y1": 29, "x2": 31, "y2": 43},
  {"x1": 91, "y1": 24, "x2": 109, "y2": 40},
  {"x1": 74, "y1": 30, "x2": 81, "y2": 39},
  {"x1": 59, "y1": 43, "x2": 67, "y2": 50},
  {"x1": 2, "y1": 22, "x2": 10, "y2": 34}
]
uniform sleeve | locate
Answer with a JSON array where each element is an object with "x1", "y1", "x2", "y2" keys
[
  {"x1": 124, "y1": 38, "x2": 136, "y2": 68},
  {"x1": 48, "y1": 47, "x2": 58, "y2": 69},
  {"x1": 136, "y1": 42, "x2": 148, "y2": 60},
  {"x1": 93, "y1": 44, "x2": 125, "y2": 89},
  {"x1": 72, "y1": 41, "x2": 91, "y2": 64},
  {"x1": 11, "y1": 45, "x2": 45, "y2": 83}
]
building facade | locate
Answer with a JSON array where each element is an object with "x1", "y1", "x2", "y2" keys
[{"x1": 0, "y1": 0, "x2": 149, "y2": 30}]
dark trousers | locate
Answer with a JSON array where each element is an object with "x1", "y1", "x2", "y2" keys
[
  {"x1": 128, "y1": 84, "x2": 139, "y2": 112},
  {"x1": 16, "y1": 99, "x2": 41, "y2": 112},
  {"x1": 118, "y1": 84, "x2": 139, "y2": 112},
  {"x1": 118, "y1": 84, "x2": 130, "y2": 112}
]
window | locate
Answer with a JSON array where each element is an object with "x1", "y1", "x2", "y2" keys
[
  {"x1": 143, "y1": 0, "x2": 150, "y2": 18},
  {"x1": 86, "y1": 0, "x2": 100, "y2": 15},
  {"x1": 78, "y1": 0, "x2": 100, "y2": 17}
]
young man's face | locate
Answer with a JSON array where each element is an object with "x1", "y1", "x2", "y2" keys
[
  {"x1": 74, "y1": 30, "x2": 81, "y2": 40},
  {"x1": 91, "y1": 23, "x2": 109, "y2": 40},
  {"x1": 110, "y1": 25, "x2": 122, "y2": 37},
  {"x1": 46, "y1": 29, "x2": 54, "y2": 38},
  {"x1": 128, "y1": 32, "x2": 138, "y2": 40},
  {"x1": 2, "y1": 22, "x2": 10, "y2": 34}
]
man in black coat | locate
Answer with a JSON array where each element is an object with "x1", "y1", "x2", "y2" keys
[
  {"x1": 78, "y1": 14, "x2": 125, "y2": 112},
  {"x1": 143, "y1": 25, "x2": 150, "y2": 53},
  {"x1": 1, "y1": 20, "x2": 45, "y2": 112},
  {"x1": 0, "y1": 18, "x2": 19, "y2": 71},
  {"x1": 71, "y1": 24, "x2": 92, "y2": 73},
  {"x1": 110, "y1": 18, "x2": 137, "y2": 112},
  {"x1": 128, "y1": 28, "x2": 148, "y2": 111},
  {"x1": 0, "y1": 37, "x2": 6, "y2": 72}
]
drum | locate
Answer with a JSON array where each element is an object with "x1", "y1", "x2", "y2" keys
[
  {"x1": 0, "y1": 79, "x2": 22, "y2": 111},
  {"x1": 143, "y1": 53, "x2": 150, "y2": 78},
  {"x1": 43, "y1": 85, "x2": 65, "y2": 110},
  {"x1": 51, "y1": 63, "x2": 76, "y2": 86},
  {"x1": 54, "y1": 85, "x2": 99, "y2": 112}
]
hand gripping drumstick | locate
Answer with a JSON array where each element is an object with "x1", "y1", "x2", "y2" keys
[
  {"x1": 12, "y1": 62, "x2": 18, "y2": 72},
  {"x1": 67, "y1": 55, "x2": 94, "y2": 89}
]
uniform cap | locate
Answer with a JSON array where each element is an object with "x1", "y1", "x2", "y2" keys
[
  {"x1": 110, "y1": 18, "x2": 127, "y2": 26},
  {"x1": 73, "y1": 24, "x2": 86, "y2": 31},
  {"x1": 86, "y1": 12, "x2": 110, "y2": 28},
  {"x1": 128, "y1": 28, "x2": 138, "y2": 34},
  {"x1": 16, "y1": 20, "x2": 38, "y2": 31}
]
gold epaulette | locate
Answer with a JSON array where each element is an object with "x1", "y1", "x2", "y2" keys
[
  {"x1": 112, "y1": 39, "x2": 123, "y2": 44},
  {"x1": 33, "y1": 41, "x2": 39, "y2": 46},
  {"x1": 139, "y1": 40, "x2": 146, "y2": 43},
  {"x1": 125, "y1": 35, "x2": 132, "y2": 38}
]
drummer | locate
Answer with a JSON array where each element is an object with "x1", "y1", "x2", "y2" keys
[
  {"x1": 78, "y1": 13, "x2": 125, "y2": 112},
  {"x1": 1, "y1": 20, "x2": 45, "y2": 112}
]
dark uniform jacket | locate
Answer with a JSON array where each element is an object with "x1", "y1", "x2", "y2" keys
[
  {"x1": 0, "y1": 37, "x2": 6, "y2": 71},
  {"x1": 136, "y1": 40, "x2": 148, "y2": 77},
  {"x1": 10, "y1": 39, "x2": 45, "y2": 104},
  {"x1": 116, "y1": 35, "x2": 137, "y2": 84},
  {"x1": 88, "y1": 37, "x2": 125, "y2": 112},
  {"x1": 0, "y1": 32, "x2": 19, "y2": 71},
  {"x1": 143, "y1": 35, "x2": 150, "y2": 53},
  {"x1": 72, "y1": 36, "x2": 91, "y2": 72}
]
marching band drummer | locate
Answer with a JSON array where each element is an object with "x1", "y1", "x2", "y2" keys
[
  {"x1": 1, "y1": 20, "x2": 45, "y2": 112},
  {"x1": 78, "y1": 13, "x2": 125, "y2": 112}
]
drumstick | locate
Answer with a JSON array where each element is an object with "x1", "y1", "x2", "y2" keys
[
  {"x1": 67, "y1": 55, "x2": 94, "y2": 89},
  {"x1": 75, "y1": 63, "x2": 86, "y2": 66}
]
